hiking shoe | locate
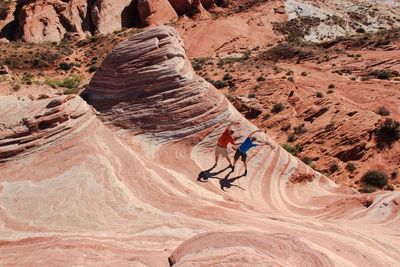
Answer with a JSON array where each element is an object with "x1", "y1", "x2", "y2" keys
[{"x1": 243, "y1": 170, "x2": 247, "y2": 176}]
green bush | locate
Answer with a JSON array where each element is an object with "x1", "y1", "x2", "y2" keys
[
  {"x1": 212, "y1": 79, "x2": 227, "y2": 89},
  {"x1": 361, "y1": 170, "x2": 388, "y2": 188},
  {"x1": 223, "y1": 73, "x2": 233, "y2": 81},
  {"x1": 282, "y1": 143, "x2": 303, "y2": 156},
  {"x1": 45, "y1": 75, "x2": 82, "y2": 90},
  {"x1": 375, "y1": 118, "x2": 400, "y2": 147},
  {"x1": 272, "y1": 102, "x2": 284, "y2": 113},
  {"x1": 330, "y1": 163, "x2": 339, "y2": 174},
  {"x1": 37, "y1": 94, "x2": 49, "y2": 99},
  {"x1": 21, "y1": 73, "x2": 34, "y2": 85},
  {"x1": 345, "y1": 162, "x2": 356, "y2": 173},
  {"x1": 376, "y1": 106, "x2": 390, "y2": 116},
  {"x1": 287, "y1": 134, "x2": 296, "y2": 143},
  {"x1": 60, "y1": 62, "x2": 73, "y2": 71},
  {"x1": 256, "y1": 75, "x2": 265, "y2": 82},
  {"x1": 293, "y1": 123, "x2": 307, "y2": 135},
  {"x1": 359, "y1": 186, "x2": 377, "y2": 193},
  {"x1": 302, "y1": 157, "x2": 313, "y2": 165}
]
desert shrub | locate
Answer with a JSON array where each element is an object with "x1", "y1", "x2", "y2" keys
[
  {"x1": 330, "y1": 163, "x2": 339, "y2": 174},
  {"x1": 287, "y1": 76, "x2": 294, "y2": 82},
  {"x1": 211, "y1": 79, "x2": 227, "y2": 89},
  {"x1": 356, "y1": 27, "x2": 366, "y2": 33},
  {"x1": 192, "y1": 57, "x2": 209, "y2": 70},
  {"x1": 376, "y1": 106, "x2": 390, "y2": 116},
  {"x1": 361, "y1": 170, "x2": 388, "y2": 188},
  {"x1": 248, "y1": 93, "x2": 256, "y2": 98},
  {"x1": 369, "y1": 70, "x2": 391, "y2": 80},
  {"x1": 60, "y1": 62, "x2": 73, "y2": 71},
  {"x1": 223, "y1": 73, "x2": 233, "y2": 81},
  {"x1": 316, "y1": 92, "x2": 323, "y2": 98},
  {"x1": 287, "y1": 134, "x2": 296, "y2": 143},
  {"x1": 375, "y1": 118, "x2": 400, "y2": 147},
  {"x1": 286, "y1": 70, "x2": 294, "y2": 76},
  {"x1": 12, "y1": 84, "x2": 21, "y2": 92},
  {"x1": 327, "y1": 89, "x2": 334, "y2": 94},
  {"x1": 272, "y1": 102, "x2": 284, "y2": 113},
  {"x1": 301, "y1": 71, "x2": 307, "y2": 76},
  {"x1": 359, "y1": 186, "x2": 377, "y2": 193},
  {"x1": 256, "y1": 75, "x2": 265, "y2": 82},
  {"x1": 21, "y1": 73, "x2": 34, "y2": 85},
  {"x1": 45, "y1": 75, "x2": 82, "y2": 90},
  {"x1": 302, "y1": 157, "x2": 313, "y2": 165},
  {"x1": 263, "y1": 113, "x2": 271, "y2": 120},
  {"x1": 346, "y1": 162, "x2": 356, "y2": 173},
  {"x1": 282, "y1": 143, "x2": 303, "y2": 156},
  {"x1": 328, "y1": 84, "x2": 335, "y2": 89},
  {"x1": 37, "y1": 94, "x2": 49, "y2": 99},
  {"x1": 88, "y1": 66, "x2": 98, "y2": 73},
  {"x1": 375, "y1": 38, "x2": 390, "y2": 47},
  {"x1": 218, "y1": 52, "x2": 249, "y2": 67},
  {"x1": 293, "y1": 123, "x2": 307, "y2": 135}
]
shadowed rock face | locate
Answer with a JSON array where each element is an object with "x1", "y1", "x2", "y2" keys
[
  {"x1": 1, "y1": 25, "x2": 400, "y2": 266},
  {"x1": 84, "y1": 26, "x2": 231, "y2": 139}
]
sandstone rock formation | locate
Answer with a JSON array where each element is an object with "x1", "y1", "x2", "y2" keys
[
  {"x1": 91, "y1": 0, "x2": 136, "y2": 34},
  {"x1": 0, "y1": 95, "x2": 93, "y2": 161},
  {"x1": 1, "y1": 26, "x2": 400, "y2": 266},
  {"x1": 3, "y1": 0, "x2": 219, "y2": 43},
  {"x1": 138, "y1": 0, "x2": 178, "y2": 26},
  {"x1": 83, "y1": 26, "x2": 232, "y2": 139}
]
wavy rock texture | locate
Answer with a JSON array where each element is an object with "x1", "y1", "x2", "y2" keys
[{"x1": 0, "y1": 26, "x2": 400, "y2": 266}]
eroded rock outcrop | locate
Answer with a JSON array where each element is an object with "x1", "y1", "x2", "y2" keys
[
  {"x1": 5, "y1": 0, "x2": 218, "y2": 43},
  {"x1": 1, "y1": 25, "x2": 400, "y2": 266},
  {"x1": 138, "y1": 0, "x2": 178, "y2": 26},
  {"x1": 0, "y1": 95, "x2": 94, "y2": 162},
  {"x1": 84, "y1": 26, "x2": 231, "y2": 139}
]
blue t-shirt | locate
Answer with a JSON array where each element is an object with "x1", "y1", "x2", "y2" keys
[{"x1": 239, "y1": 138, "x2": 257, "y2": 154}]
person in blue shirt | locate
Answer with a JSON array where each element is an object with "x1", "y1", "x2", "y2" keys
[{"x1": 232, "y1": 130, "x2": 275, "y2": 176}]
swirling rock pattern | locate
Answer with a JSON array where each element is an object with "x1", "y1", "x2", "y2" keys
[{"x1": 0, "y1": 26, "x2": 399, "y2": 266}]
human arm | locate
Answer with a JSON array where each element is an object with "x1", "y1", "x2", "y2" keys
[
  {"x1": 248, "y1": 129, "x2": 262, "y2": 138},
  {"x1": 256, "y1": 141, "x2": 275, "y2": 149}
]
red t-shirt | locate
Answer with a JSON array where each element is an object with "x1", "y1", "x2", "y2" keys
[{"x1": 217, "y1": 128, "x2": 234, "y2": 147}]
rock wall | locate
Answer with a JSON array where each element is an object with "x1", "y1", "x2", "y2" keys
[{"x1": 1, "y1": 0, "x2": 218, "y2": 43}]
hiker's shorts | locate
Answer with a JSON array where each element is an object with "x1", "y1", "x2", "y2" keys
[
  {"x1": 215, "y1": 145, "x2": 228, "y2": 157},
  {"x1": 234, "y1": 149, "x2": 247, "y2": 162}
]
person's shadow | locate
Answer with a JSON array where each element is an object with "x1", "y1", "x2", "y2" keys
[
  {"x1": 198, "y1": 166, "x2": 245, "y2": 191},
  {"x1": 217, "y1": 170, "x2": 245, "y2": 191},
  {"x1": 197, "y1": 165, "x2": 230, "y2": 182}
]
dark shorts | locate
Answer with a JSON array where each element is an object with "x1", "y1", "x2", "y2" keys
[{"x1": 234, "y1": 149, "x2": 247, "y2": 162}]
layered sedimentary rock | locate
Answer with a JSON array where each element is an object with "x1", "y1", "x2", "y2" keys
[
  {"x1": 0, "y1": 95, "x2": 94, "y2": 161},
  {"x1": 84, "y1": 26, "x2": 231, "y2": 139},
  {"x1": 1, "y1": 26, "x2": 400, "y2": 266}
]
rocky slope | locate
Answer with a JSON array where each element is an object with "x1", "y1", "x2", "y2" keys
[{"x1": 0, "y1": 26, "x2": 399, "y2": 266}]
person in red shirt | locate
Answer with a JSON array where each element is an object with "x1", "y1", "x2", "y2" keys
[{"x1": 214, "y1": 126, "x2": 238, "y2": 168}]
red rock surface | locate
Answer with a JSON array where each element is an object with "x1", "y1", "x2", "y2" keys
[{"x1": 0, "y1": 26, "x2": 399, "y2": 266}]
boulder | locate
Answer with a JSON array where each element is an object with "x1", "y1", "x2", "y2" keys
[
  {"x1": 138, "y1": 0, "x2": 178, "y2": 26},
  {"x1": 229, "y1": 96, "x2": 264, "y2": 120},
  {"x1": 91, "y1": 0, "x2": 136, "y2": 35}
]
